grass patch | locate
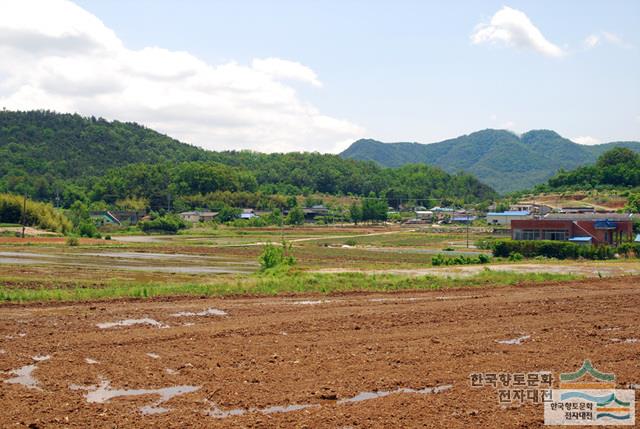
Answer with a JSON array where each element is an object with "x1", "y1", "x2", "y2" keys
[{"x1": 0, "y1": 270, "x2": 580, "y2": 303}]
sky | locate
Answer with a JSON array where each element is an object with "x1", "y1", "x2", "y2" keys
[{"x1": 0, "y1": 0, "x2": 638, "y2": 153}]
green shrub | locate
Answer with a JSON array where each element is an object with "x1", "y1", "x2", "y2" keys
[
  {"x1": 66, "y1": 237, "x2": 79, "y2": 246},
  {"x1": 344, "y1": 239, "x2": 357, "y2": 246},
  {"x1": 259, "y1": 241, "x2": 296, "y2": 271},
  {"x1": 478, "y1": 254, "x2": 491, "y2": 264},
  {"x1": 139, "y1": 215, "x2": 187, "y2": 234},
  {"x1": 509, "y1": 252, "x2": 524, "y2": 262},
  {"x1": 490, "y1": 239, "x2": 616, "y2": 260},
  {"x1": 431, "y1": 253, "x2": 491, "y2": 266},
  {"x1": 78, "y1": 220, "x2": 100, "y2": 238}
]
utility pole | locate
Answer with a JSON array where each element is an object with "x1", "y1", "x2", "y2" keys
[
  {"x1": 466, "y1": 210, "x2": 470, "y2": 248},
  {"x1": 21, "y1": 194, "x2": 27, "y2": 239}
]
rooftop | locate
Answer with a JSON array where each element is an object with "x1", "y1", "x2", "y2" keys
[
  {"x1": 487, "y1": 211, "x2": 531, "y2": 216},
  {"x1": 544, "y1": 213, "x2": 633, "y2": 221}
]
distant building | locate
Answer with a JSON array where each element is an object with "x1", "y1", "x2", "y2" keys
[
  {"x1": 486, "y1": 211, "x2": 532, "y2": 227},
  {"x1": 451, "y1": 215, "x2": 477, "y2": 224},
  {"x1": 90, "y1": 210, "x2": 145, "y2": 226},
  {"x1": 511, "y1": 213, "x2": 634, "y2": 246},
  {"x1": 179, "y1": 211, "x2": 218, "y2": 222},
  {"x1": 90, "y1": 211, "x2": 121, "y2": 226},
  {"x1": 302, "y1": 205, "x2": 329, "y2": 222},
  {"x1": 414, "y1": 210, "x2": 433, "y2": 221},
  {"x1": 510, "y1": 203, "x2": 552, "y2": 216},
  {"x1": 560, "y1": 206, "x2": 597, "y2": 214}
]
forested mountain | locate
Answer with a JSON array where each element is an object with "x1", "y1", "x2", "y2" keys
[
  {"x1": 0, "y1": 110, "x2": 496, "y2": 209},
  {"x1": 539, "y1": 147, "x2": 640, "y2": 191},
  {"x1": 340, "y1": 130, "x2": 640, "y2": 193}
]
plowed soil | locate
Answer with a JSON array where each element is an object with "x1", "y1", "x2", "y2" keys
[{"x1": 1, "y1": 277, "x2": 639, "y2": 428}]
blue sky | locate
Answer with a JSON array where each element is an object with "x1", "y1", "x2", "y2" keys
[{"x1": 1, "y1": 1, "x2": 638, "y2": 151}]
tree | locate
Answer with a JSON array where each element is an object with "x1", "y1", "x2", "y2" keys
[
  {"x1": 349, "y1": 202, "x2": 363, "y2": 224},
  {"x1": 68, "y1": 201, "x2": 90, "y2": 228},
  {"x1": 217, "y1": 205, "x2": 241, "y2": 223},
  {"x1": 625, "y1": 193, "x2": 640, "y2": 213},
  {"x1": 286, "y1": 206, "x2": 305, "y2": 225}
]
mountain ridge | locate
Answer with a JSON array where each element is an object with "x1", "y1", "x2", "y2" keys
[{"x1": 339, "y1": 129, "x2": 640, "y2": 193}]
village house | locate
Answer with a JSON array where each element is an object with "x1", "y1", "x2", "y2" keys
[
  {"x1": 179, "y1": 211, "x2": 218, "y2": 223},
  {"x1": 509, "y1": 203, "x2": 552, "y2": 216},
  {"x1": 511, "y1": 213, "x2": 634, "y2": 246},
  {"x1": 486, "y1": 211, "x2": 532, "y2": 227},
  {"x1": 90, "y1": 210, "x2": 144, "y2": 226}
]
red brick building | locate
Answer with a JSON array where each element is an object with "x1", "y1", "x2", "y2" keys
[{"x1": 511, "y1": 213, "x2": 634, "y2": 246}]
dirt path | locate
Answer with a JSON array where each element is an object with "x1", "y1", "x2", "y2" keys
[{"x1": 1, "y1": 277, "x2": 639, "y2": 428}]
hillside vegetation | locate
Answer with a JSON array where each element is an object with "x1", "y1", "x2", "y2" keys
[
  {"x1": 0, "y1": 110, "x2": 496, "y2": 209},
  {"x1": 0, "y1": 193, "x2": 71, "y2": 233},
  {"x1": 340, "y1": 130, "x2": 640, "y2": 193},
  {"x1": 544, "y1": 148, "x2": 640, "y2": 190}
]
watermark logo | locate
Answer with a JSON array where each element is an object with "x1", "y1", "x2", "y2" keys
[{"x1": 544, "y1": 360, "x2": 635, "y2": 425}]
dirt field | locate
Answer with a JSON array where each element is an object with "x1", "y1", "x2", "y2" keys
[{"x1": 1, "y1": 277, "x2": 639, "y2": 428}]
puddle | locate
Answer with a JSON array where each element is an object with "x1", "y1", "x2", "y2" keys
[
  {"x1": 292, "y1": 300, "x2": 330, "y2": 305},
  {"x1": 209, "y1": 403, "x2": 319, "y2": 418},
  {"x1": 165, "y1": 368, "x2": 178, "y2": 375},
  {"x1": 436, "y1": 295, "x2": 479, "y2": 301},
  {"x1": 0, "y1": 250, "x2": 257, "y2": 275},
  {"x1": 85, "y1": 358, "x2": 99, "y2": 365},
  {"x1": 209, "y1": 384, "x2": 452, "y2": 418},
  {"x1": 146, "y1": 353, "x2": 160, "y2": 359},
  {"x1": 3, "y1": 356, "x2": 50, "y2": 390},
  {"x1": 75, "y1": 379, "x2": 200, "y2": 415},
  {"x1": 369, "y1": 297, "x2": 424, "y2": 303},
  {"x1": 611, "y1": 338, "x2": 639, "y2": 343},
  {"x1": 171, "y1": 308, "x2": 227, "y2": 317},
  {"x1": 4, "y1": 365, "x2": 40, "y2": 389},
  {"x1": 338, "y1": 384, "x2": 453, "y2": 404},
  {"x1": 32, "y1": 355, "x2": 51, "y2": 361},
  {"x1": 97, "y1": 318, "x2": 168, "y2": 329},
  {"x1": 497, "y1": 335, "x2": 530, "y2": 345}
]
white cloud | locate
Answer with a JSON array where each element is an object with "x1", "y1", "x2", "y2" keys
[
  {"x1": 584, "y1": 34, "x2": 600, "y2": 49},
  {"x1": 584, "y1": 31, "x2": 632, "y2": 50},
  {"x1": 471, "y1": 6, "x2": 564, "y2": 58},
  {"x1": 0, "y1": 0, "x2": 363, "y2": 152},
  {"x1": 572, "y1": 136, "x2": 601, "y2": 145},
  {"x1": 251, "y1": 58, "x2": 322, "y2": 87}
]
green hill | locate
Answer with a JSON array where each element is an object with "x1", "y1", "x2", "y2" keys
[
  {"x1": 340, "y1": 130, "x2": 640, "y2": 193},
  {"x1": 0, "y1": 110, "x2": 496, "y2": 207},
  {"x1": 543, "y1": 147, "x2": 640, "y2": 191}
]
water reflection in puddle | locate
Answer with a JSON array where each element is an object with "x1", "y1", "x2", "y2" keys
[
  {"x1": 3, "y1": 355, "x2": 50, "y2": 389},
  {"x1": 611, "y1": 338, "x2": 639, "y2": 343},
  {"x1": 209, "y1": 384, "x2": 452, "y2": 418},
  {"x1": 496, "y1": 335, "x2": 530, "y2": 345},
  {"x1": 0, "y1": 251, "x2": 257, "y2": 274},
  {"x1": 73, "y1": 380, "x2": 200, "y2": 415},
  {"x1": 338, "y1": 384, "x2": 453, "y2": 404},
  {"x1": 209, "y1": 403, "x2": 320, "y2": 418},
  {"x1": 97, "y1": 318, "x2": 168, "y2": 329},
  {"x1": 171, "y1": 308, "x2": 227, "y2": 317},
  {"x1": 292, "y1": 300, "x2": 330, "y2": 305}
]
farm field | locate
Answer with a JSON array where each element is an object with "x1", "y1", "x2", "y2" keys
[
  {"x1": 1, "y1": 225, "x2": 639, "y2": 427},
  {"x1": 1, "y1": 277, "x2": 639, "y2": 428}
]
